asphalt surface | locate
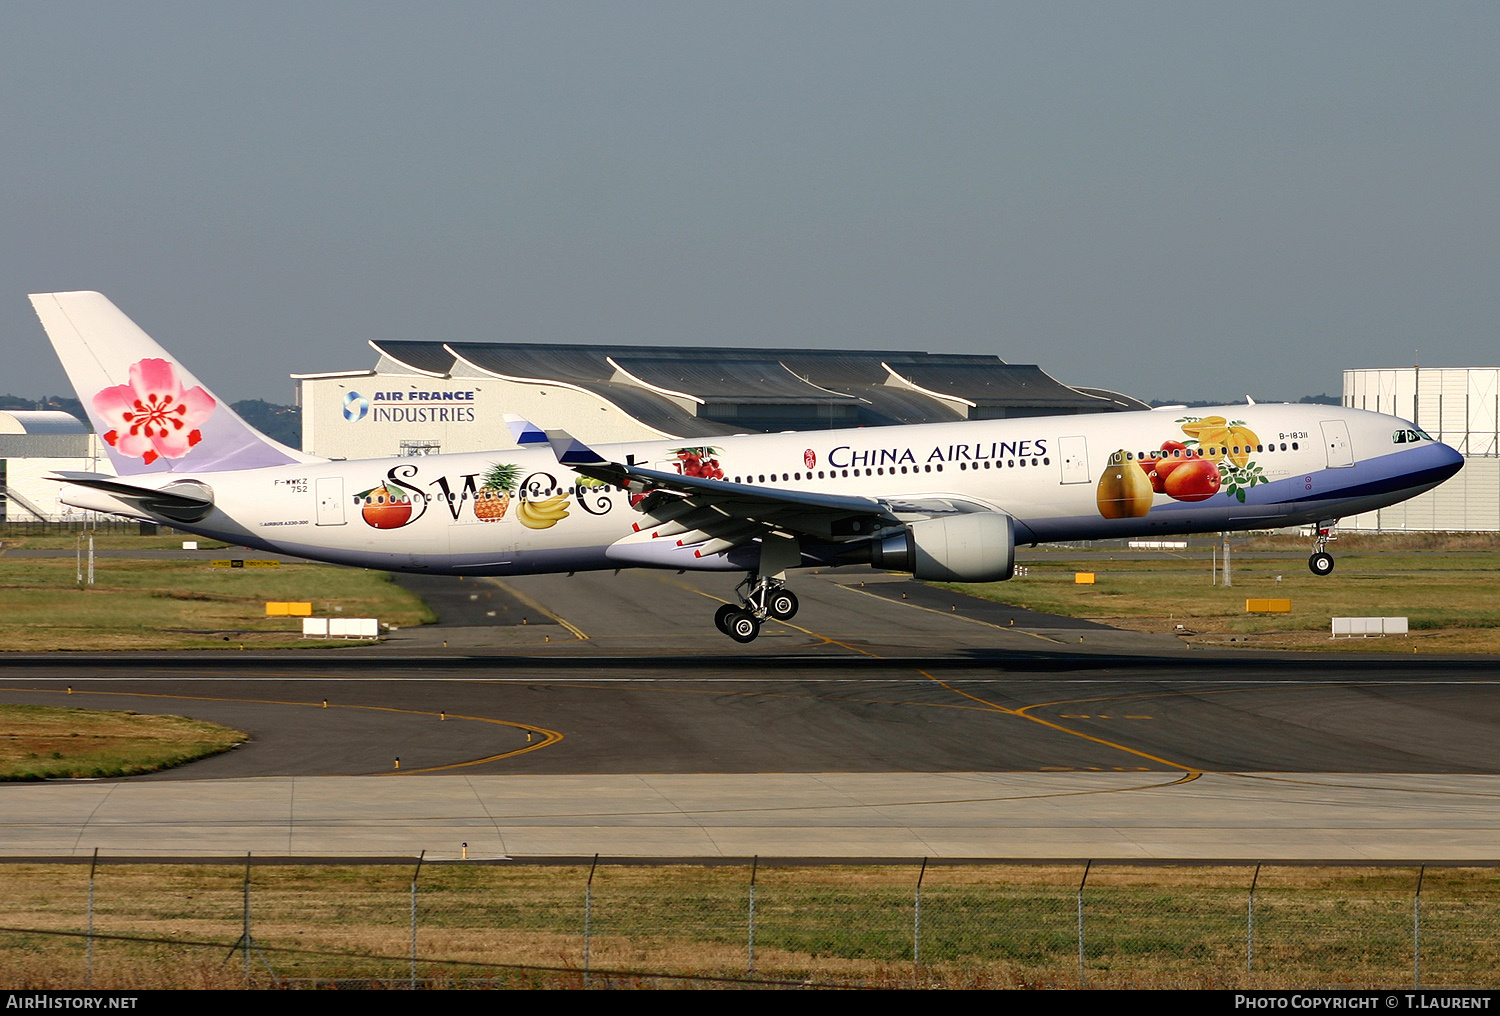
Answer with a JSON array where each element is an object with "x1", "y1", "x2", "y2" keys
[
  {"x1": 0, "y1": 567, "x2": 1496, "y2": 779},
  {"x1": 5, "y1": 565, "x2": 1500, "y2": 859},
  {"x1": 392, "y1": 572, "x2": 556, "y2": 628},
  {"x1": 5, "y1": 662, "x2": 1500, "y2": 778}
]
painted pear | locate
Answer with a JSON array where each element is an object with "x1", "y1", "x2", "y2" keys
[{"x1": 1096, "y1": 450, "x2": 1155, "y2": 519}]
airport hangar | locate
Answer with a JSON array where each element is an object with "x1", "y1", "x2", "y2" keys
[
  {"x1": 0, "y1": 410, "x2": 102, "y2": 524},
  {"x1": 291, "y1": 342, "x2": 1147, "y2": 460},
  {"x1": 1342, "y1": 366, "x2": 1500, "y2": 532}
]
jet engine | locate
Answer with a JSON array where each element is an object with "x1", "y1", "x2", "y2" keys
[{"x1": 868, "y1": 511, "x2": 1015, "y2": 582}]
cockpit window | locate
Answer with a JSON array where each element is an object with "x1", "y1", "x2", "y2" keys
[
  {"x1": 1393, "y1": 429, "x2": 1408, "y2": 444},
  {"x1": 1415, "y1": 428, "x2": 1433, "y2": 441},
  {"x1": 1394, "y1": 429, "x2": 1427, "y2": 444}
]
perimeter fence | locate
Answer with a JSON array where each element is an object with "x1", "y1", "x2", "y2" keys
[
  {"x1": 2, "y1": 857, "x2": 1498, "y2": 989},
  {"x1": 0, "y1": 520, "x2": 162, "y2": 537}
]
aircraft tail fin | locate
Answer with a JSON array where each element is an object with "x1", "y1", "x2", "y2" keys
[{"x1": 29, "y1": 292, "x2": 314, "y2": 476}]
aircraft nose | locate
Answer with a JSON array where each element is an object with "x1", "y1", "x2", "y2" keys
[{"x1": 1435, "y1": 441, "x2": 1465, "y2": 479}]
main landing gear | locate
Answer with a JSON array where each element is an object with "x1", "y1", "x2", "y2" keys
[
  {"x1": 1309, "y1": 523, "x2": 1338, "y2": 576},
  {"x1": 713, "y1": 574, "x2": 800, "y2": 643}
]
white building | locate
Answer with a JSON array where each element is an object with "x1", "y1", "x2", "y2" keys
[
  {"x1": 294, "y1": 342, "x2": 1146, "y2": 461},
  {"x1": 1342, "y1": 367, "x2": 1500, "y2": 531},
  {"x1": 0, "y1": 411, "x2": 105, "y2": 523}
]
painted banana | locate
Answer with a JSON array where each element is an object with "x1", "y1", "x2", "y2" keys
[{"x1": 517, "y1": 495, "x2": 571, "y2": 529}]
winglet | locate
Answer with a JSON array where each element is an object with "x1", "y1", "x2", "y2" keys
[
  {"x1": 503, "y1": 414, "x2": 548, "y2": 446},
  {"x1": 544, "y1": 429, "x2": 610, "y2": 466}
]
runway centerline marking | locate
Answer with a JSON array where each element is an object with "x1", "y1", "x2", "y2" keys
[
  {"x1": 0, "y1": 685, "x2": 563, "y2": 776},
  {"x1": 655, "y1": 573, "x2": 1204, "y2": 780},
  {"x1": 915, "y1": 670, "x2": 1202, "y2": 779},
  {"x1": 482, "y1": 578, "x2": 589, "y2": 640}
]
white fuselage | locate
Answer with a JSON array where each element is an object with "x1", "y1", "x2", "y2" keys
[{"x1": 78, "y1": 403, "x2": 1461, "y2": 577}]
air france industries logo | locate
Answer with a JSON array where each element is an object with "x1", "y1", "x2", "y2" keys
[
  {"x1": 343, "y1": 391, "x2": 369, "y2": 422},
  {"x1": 367, "y1": 389, "x2": 478, "y2": 423}
]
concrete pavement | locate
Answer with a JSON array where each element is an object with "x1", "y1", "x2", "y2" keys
[{"x1": 5, "y1": 771, "x2": 1499, "y2": 860}]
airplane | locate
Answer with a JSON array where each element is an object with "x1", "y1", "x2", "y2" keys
[{"x1": 31, "y1": 291, "x2": 1465, "y2": 643}]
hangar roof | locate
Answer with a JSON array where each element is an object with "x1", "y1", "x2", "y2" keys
[
  {"x1": 357, "y1": 341, "x2": 1142, "y2": 436},
  {"x1": 0, "y1": 411, "x2": 88, "y2": 435}
]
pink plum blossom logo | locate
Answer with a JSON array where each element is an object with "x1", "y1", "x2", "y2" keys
[{"x1": 92, "y1": 358, "x2": 216, "y2": 465}]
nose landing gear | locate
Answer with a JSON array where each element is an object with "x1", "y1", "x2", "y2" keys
[
  {"x1": 1308, "y1": 523, "x2": 1338, "y2": 576},
  {"x1": 714, "y1": 574, "x2": 799, "y2": 642}
]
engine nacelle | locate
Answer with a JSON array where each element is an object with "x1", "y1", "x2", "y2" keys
[{"x1": 869, "y1": 512, "x2": 1015, "y2": 582}]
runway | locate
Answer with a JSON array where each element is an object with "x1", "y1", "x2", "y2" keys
[{"x1": 2, "y1": 568, "x2": 1498, "y2": 859}]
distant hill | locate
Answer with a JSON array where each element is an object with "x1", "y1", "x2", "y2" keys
[
  {"x1": 228, "y1": 400, "x2": 302, "y2": 448},
  {"x1": 0, "y1": 394, "x2": 87, "y2": 419},
  {"x1": 1149, "y1": 393, "x2": 1341, "y2": 408}
]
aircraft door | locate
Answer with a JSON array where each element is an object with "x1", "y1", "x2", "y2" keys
[
  {"x1": 1058, "y1": 436, "x2": 1090, "y2": 483},
  {"x1": 315, "y1": 477, "x2": 346, "y2": 525},
  {"x1": 1320, "y1": 421, "x2": 1355, "y2": 468}
]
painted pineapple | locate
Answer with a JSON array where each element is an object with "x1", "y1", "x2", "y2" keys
[{"x1": 475, "y1": 462, "x2": 520, "y2": 521}]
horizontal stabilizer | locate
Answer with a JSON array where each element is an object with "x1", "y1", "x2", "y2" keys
[{"x1": 49, "y1": 471, "x2": 214, "y2": 523}]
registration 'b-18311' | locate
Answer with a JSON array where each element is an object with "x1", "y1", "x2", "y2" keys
[{"x1": 32, "y1": 292, "x2": 1463, "y2": 642}]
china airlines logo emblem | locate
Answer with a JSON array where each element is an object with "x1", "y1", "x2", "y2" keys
[
  {"x1": 804, "y1": 449, "x2": 816, "y2": 469},
  {"x1": 93, "y1": 358, "x2": 215, "y2": 466}
]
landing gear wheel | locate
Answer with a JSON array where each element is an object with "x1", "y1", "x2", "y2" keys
[
  {"x1": 714, "y1": 603, "x2": 739, "y2": 634},
  {"x1": 726, "y1": 610, "x2": 761, "y2": 643},
  {"x1": 767, "y1": 589, "x2": 799, "y2": 621},
  {"x1": 1309, "y1": 552, "x2": 1335, "y2": 576}
]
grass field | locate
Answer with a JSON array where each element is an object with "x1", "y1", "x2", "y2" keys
[
  {"x1": 0, "y1": 704, "x2": 246, "y2": 780},
  {"x1": 0, "y1": 551, "x2": 433, "y2": 651},
  {"x1": 943, "y1": 533, "x2": 1500, "y2": 653},
  {"x1": 0, "y1": 862, "x2": 1491, "y2": 989},
  {"x1": 0, "y1": 535, "x2": 232, "y2": 552}
]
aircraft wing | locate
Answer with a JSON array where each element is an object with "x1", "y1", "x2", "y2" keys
[{"x1": 508, "y1": 419, "x2": 985, "y2": 556}]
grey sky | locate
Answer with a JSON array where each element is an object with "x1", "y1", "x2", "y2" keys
[{"x1": 1, "y1": 2, "x2": 1495, "y2": 406}]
